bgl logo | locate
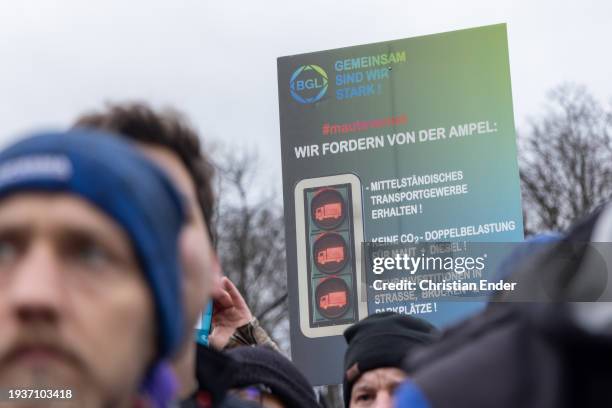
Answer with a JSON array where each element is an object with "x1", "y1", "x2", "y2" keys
[{"x1": 290, "y1": 64, "x2": 328, "y2": 104}]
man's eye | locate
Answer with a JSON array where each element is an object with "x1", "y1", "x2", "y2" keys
[
  {"x1": 0, "y1": 240, "x2": 17, "y2": 263},
  {"x1": 73, "y1": 243, "x2": 111, "y2": 266},
  {"x1": 355, "y1": 393, "x2": 374, "y2": 402}
]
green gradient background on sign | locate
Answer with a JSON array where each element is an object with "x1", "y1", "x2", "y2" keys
[{"x1": 281, "y1": 24, "x2": 522, "y2": 248}]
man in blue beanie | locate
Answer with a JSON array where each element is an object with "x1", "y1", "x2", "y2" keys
[
  {"x1": 0, "y1": 129, "x2": 186, "y2": 407},
  {"x1": 73, "y1": 103, "x2": 280, "y2": 408}
]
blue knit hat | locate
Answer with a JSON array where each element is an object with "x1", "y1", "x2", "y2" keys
[{"x1": 0, "y1": 129, "x2": 186, "y2": 358}]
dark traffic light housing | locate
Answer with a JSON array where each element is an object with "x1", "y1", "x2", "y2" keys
[{"x1": 294, "y1": 174, "x2": 365, "y2": 338}]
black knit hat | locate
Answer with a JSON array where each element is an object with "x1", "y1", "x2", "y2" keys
[
  {"x1": 343, "y1": 312, "x2": 439, "y2": 406},
  {"x1": 225, "y1": 346, "x2": 320, "y2": 408}
]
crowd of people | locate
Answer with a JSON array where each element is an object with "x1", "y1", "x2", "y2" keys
[{"x1": 0, "y1": 103, "x2": 607, "y2": 408}]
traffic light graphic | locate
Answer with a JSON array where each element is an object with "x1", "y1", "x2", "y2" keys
[
  {"x1": 294, "y1": 174, "x2": 366, "y2": 338},
  {"x1": 314, "y1": 233, "x2": 347, "y2": 273},
  {"x1": 316, "y1": 277, "x2": 349, "y2": 319}
]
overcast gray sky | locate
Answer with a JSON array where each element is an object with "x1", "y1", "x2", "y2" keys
[{"x1": 0, "y1": 0, "x2": 609, "y2": 191}]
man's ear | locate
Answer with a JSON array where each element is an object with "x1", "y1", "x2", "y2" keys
[
  {"x1": 209, "y1": 251, "x2": 224, "y2": 297},
  {"x1": 178, "y1": 228, "x2": 214, "y2": 328}
]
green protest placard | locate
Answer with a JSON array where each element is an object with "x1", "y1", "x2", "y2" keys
[{"x1": 277, "y1": 24, "x2": 524, "y2": 385}]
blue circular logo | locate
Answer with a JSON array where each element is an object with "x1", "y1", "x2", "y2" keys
[{"x1": 290, "y1": 65, "x2": 328, "y2": 104}]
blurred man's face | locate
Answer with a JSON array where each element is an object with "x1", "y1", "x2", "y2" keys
[
  {"x1": 350, "y1": 367, "x2": 407, "y2": 408},
  {"x1": 136, "y1": 144, "x2": 216, "y2": 341},
  {"x1": 0, "y1": 193, "x2": 155, "y2": 408}
]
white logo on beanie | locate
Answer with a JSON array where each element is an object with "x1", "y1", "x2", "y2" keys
[{"x1": 0, "y1": 155, "x2": 72, "y2": 186}]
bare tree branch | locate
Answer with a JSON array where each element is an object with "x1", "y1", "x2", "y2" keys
[
  {"x1": 520, "y1": 84, "x2": 612, "y2": 234},
  {"x1": 212, "y1": 146, "x2": 289, "y2": 350}
]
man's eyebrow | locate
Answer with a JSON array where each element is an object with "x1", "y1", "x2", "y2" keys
[
  {"x1": 0, "y1": 220, "x2": 33, "y2": 233},
  {"x1": 352, "y1": 384, "x2": 375, "y2": 393},
  {"x1": 57, "y1": 226, "x2": 110, "y2": 242},
  {"x1": 0, "y1": 223, "x2": 31, "y2": 240},
  {"x1": 0, "y1": 223, "x2": 121, "y2": 253},
  {"x1": 57, "y1": 223, "x2": 129, "y2": 250}
]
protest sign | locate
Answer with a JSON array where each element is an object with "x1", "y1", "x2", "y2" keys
[{"x1": 277, "y1": 24, "x2": 524, "y2": 384}]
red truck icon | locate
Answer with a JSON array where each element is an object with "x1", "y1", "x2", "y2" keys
[
  {"x1": 317, "y1": 246, "x2": 345, "y2": 265},
  {"x1": 319, "y1": 291, "x2": 347, "y2": 310},
  {"x1": 315, "y1": 202, "x2": 342, "y2": 222}
]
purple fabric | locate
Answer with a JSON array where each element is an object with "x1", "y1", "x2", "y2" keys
[{"x1": 140, "y1": 362, "x2": 179, "y2": 408}]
